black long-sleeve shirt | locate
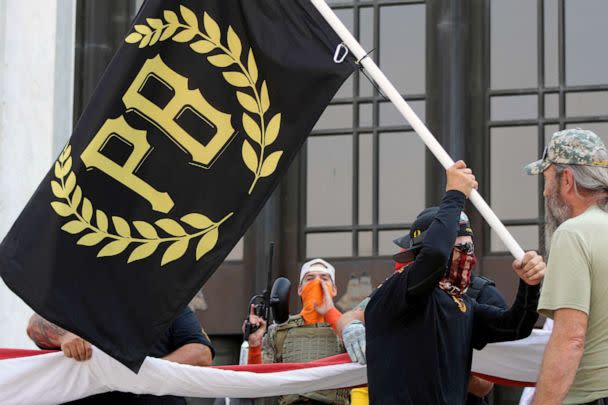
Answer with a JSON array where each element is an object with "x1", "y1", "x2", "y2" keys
[
  {"x1": 365, "y1": 191, "x2": 539, "y2": 405},
  {"x1": 465, "y1": 279, "x2": 508, "y2": 405}
]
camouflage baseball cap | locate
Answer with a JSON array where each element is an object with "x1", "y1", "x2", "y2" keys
[{"x1": 525, "y1": 128, "x2": 608, "y2": 175}]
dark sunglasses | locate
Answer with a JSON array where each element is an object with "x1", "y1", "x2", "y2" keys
[{"x1": 453, "y1": 242, "x2": 474, "y2": 254}]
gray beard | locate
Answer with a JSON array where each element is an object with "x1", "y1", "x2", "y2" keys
[{"x1": 544, "y1": 190, "x2": 572, "y2": 254}]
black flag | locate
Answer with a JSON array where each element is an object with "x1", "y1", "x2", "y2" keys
[{"x1": 0, "y1": 0, "x2": 355, "y2": 371}]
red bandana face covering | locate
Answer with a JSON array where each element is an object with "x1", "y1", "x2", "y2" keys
[
  {"x1": 394, "y1": 248, "x2": 412, "y2": 271},
  {"x1": 394, "y1": 247, "x2": 477, "y2": 303},
  {"x1": 438, "y1": 249, "x2": 477, "y2": 297}
]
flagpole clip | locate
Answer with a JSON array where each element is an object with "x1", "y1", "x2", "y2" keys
[{"x1": 333, "y1": 43, "x2": 349, "y2": 63}]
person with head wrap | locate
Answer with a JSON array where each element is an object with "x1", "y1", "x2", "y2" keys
[
  {"x1": 242, "y1": 258, "x2": 348, "y2": 405},
  {"x1": 394, "y1": 210, "x2": 508, "y2": 405},
  {"x1": 338, "y1": 208, "x2": 508, "y2": 405},
  {"x1": 339, "y1": 161, "x2": 545, "y2": 404}
]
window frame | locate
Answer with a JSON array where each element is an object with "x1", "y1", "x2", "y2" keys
[
  {"x1": 484, "y1": 0, "x2": 608, "y2": 255},
  {"x1": 301, "y1": 0, "x2": 427, "y2": 260}
]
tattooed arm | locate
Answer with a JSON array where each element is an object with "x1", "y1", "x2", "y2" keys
[
  {"x1": 26, "y1": 314, "x2": 92, "y2": 361},
  {"x1": 27, "y1": 314, "x2": 67, "y2": 349}
]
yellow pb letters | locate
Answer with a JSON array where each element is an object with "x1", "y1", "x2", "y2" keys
[
  {"x1": 123, "y1": 55, "x2": 235, "y2": 168},
  {"x1": 81, "y1": 116, "x2": 175, "y2": 213}
]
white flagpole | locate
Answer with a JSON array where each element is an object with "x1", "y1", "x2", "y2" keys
[{"x1": 310, "y1": 0, "x2": 525, "y2": 260}]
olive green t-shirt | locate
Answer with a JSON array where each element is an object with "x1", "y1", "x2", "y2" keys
[{"x1": 538, "y1": 205, "x2": 608, "y2": 404}]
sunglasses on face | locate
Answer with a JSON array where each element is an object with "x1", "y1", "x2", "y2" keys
[{"x1": 453, "y1": 242, "x2": 474, "y2": 254}]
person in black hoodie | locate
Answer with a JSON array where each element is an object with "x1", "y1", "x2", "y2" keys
[
  {"x1": 337, "y1": 224, "x2": 509, "y2": 404},
  {"x1": 364, "y1": 161, "x2": 545, "y2": 405}
]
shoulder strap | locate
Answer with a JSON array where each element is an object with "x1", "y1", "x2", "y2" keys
[{"x1": 467, "y1": 276, "x2": 495, "y2": 301}]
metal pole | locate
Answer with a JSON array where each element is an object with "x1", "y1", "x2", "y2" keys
[
  {"x1": 425, "y1": 0, "x2": 468, "y2": 205},
  {"x1": 310, "y1": 0, "x2": 525, "y2": 260}
]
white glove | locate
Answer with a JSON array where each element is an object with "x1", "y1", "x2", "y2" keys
[{"x1": 342, "y1": 320, "x2": 366, "y2": 365}]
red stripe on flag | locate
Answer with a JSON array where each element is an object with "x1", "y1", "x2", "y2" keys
[
  {"x1": 471, "y1": 372, "x2": 535, "y2": 387},
  {"x1": 213, "y1": 353, "x2": 351, "y2": 373},
  {"x1": 0, "y1": 348, "x2": 56, "y2": 360}
]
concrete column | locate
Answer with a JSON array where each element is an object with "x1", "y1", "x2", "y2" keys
[
  {"x1": 425, "y1": 0, "x2": 469, "y2": 205},
  {"x1": 0, "y1": 0, "x2": 75, "y2": 348}
]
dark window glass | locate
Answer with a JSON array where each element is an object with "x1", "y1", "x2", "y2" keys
[
  {"x1": 491, "y1": 95, "x2": 538, "y2": 121},
  {"x1": 306, "y1": 135, "x2": 353, "y2": 227},
  {"x1": 544, "y1": 0, "x2": 559, "y2": 87},
  {"x1": 566, "y1": 92, "x2": 608, "y2": 117},
  {"x1": 314, "y1": 105, "x2": 353, "y2": 131},
  {"x1": 491, "y1": 0, "x2": 537, "y2": 89},
  {"x1": 565, "y1": 0, "x2": 608, "y2": 86},
  {"x1": 544, "y1": 94, "x2": 559, "y2": 118},
  {"x1": 379, "y1": 131, "x2": 425, "y2": 224},
  {"x1": 359, "y1": 133, "x2": 373, "y2": 225},
  {"x1": 307, "y1": 232, "x2": 352, "y2": 257},
  {"x1": 379, "y1": 4, "x2": 426, "y2": 94},
  {"x1": 490, "y1": 127, "x2": 539, "y2": 221}
]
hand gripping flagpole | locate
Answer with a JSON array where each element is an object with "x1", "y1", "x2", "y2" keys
[{"x1": 310, "y1": 0, "x2": 525, "y2": 260}]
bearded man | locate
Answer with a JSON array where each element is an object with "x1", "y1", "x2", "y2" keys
[
  {"x1": 525, "y1": 128, "x2": 608, "y2": 405},
  {"x1": 353, "y1": 161, "x2": 545, "y2": 405}
]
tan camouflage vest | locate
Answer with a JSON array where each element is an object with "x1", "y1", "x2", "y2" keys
[{"x1": 274, "y1": 315, "x2": 349, "y2": 405}]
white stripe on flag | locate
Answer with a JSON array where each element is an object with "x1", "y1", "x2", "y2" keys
[{"x1": 0, "y1": 330, "x2": 549, "y2": 404}]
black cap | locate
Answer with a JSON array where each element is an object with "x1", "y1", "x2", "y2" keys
[
  {"x1": 393, "y1": 207, "x2": 438, "y2": 250},
  {"x1": 392, "y1": 207, "x2": 473, "y2": 263},
  {"x1": 392, "y1": 207, "x2": 438, "y2": 263}
]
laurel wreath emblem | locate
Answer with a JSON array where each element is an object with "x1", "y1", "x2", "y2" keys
[
  {"x1": 50, "y1": 144, "x2": 233, "y2": 266},
  {"x1": 125, "y1": 5, "x2": 283, "y2": 194}
]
